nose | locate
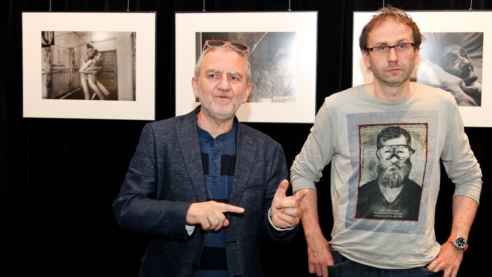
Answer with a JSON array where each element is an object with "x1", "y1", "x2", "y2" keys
[
  {"x1": 389, "y1": 154, "x2": 400, "y2": 163},
  {"x1": 217, "y1": 73, "x2": 232, "y2": 91},
  {"x1": 387, "y1": 47, "x2": 398, "y2": 62}
]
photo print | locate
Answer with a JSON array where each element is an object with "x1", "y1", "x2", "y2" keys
[
  {"x1": 417, "y1": 32, "x2": 483, "y2": 107},
  {"x1": 196, "y1": 32, "x2": 296, "y2": 103},
  {"x1": 356, "y1": 123, "x2": 428, "y2": 221},
  {"x1": 175, "y1": 12, "x2": 317, "y2": 123},
  {"x1": 23, "y1": 12, "x2": 155, "y2": 120},
  {"x1": 41, "y1": 31, "x2": 136, "y2": 101}
]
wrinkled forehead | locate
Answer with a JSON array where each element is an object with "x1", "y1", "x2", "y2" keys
[
  {"x1": 201, "y1": 48, "x2": 249, "y2": 72},
  {"x1": 381, "y1": 135, "x2": 408, "y2": 146},
  {"x1": 368, "y1": 18, "x2": 414, "y2": 45}
]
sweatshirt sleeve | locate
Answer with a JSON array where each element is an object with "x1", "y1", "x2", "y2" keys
[
  {"x1": 291, "y1": 98, "x2": 335, "y2": 192},
  {"x1": 441, "y1": 99, "x2": 482, "y2": 204}
]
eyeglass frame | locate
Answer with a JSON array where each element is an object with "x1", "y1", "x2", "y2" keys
[
  {"x1": 202, "y1": 40, "x2": 250, "y2": 56},
  {"x1": 377, "y1": 144, "x2": 415, "y2": 160},
  {"x1": 365, "y1": 41, "x2": 416, "y2": 55}
]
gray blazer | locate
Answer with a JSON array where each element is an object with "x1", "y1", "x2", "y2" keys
[{"x1": 113, "y1": 109, "x2": 292, "y2": 277}]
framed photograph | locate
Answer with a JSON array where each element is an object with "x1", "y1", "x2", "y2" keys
[
  {"x1": 175, "y1": 12, "x2": 318, "y2": 123},
  {"x1": 22, "y1": 12, "x2": 155, "y2": 120},
  {"x1": 353, "y1": 11, "x2": 492, "y2": 127}
]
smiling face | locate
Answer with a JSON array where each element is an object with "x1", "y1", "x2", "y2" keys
[
  {"x1": 363, "y1": 19, "x2": 419, "y2": 88},
  {"x1": 192, "y1": 47, "x2": 252, "y2": 123}
]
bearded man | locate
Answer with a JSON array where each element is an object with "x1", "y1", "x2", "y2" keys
[{"x1": 356, "y1": 126, "x2": 421, "y2": 220}]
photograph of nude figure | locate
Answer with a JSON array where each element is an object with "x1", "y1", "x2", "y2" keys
[{"x1": 41, "y1": 31, "x2": 136, "y2": 101}]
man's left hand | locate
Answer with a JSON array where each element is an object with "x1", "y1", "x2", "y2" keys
[
  {"x1": 426, "y1": 242, "x2": 464, "y2": 277},
  {"x1": 270, "y1": 180, "x2": 306, "y2": 229}
]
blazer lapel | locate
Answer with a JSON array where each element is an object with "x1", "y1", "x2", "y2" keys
[
  {"x1": 230, "y1": 124, "x2": 255, "y2": 203},
  {"x1": 176, "y1": 110, "x2": 208, "y2": 201}
]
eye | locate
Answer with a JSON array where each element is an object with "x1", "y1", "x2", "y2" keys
[
  {"x1": 228, "y1": 73, "x2": 243, "y2": 82},
  {"x1": 375, "y1": 45, "x2": 389, "y2": 52},
  {"x1": 206, "y1": 71, "x2": 221, "y2": 80},
  {"x1": 381, "y1": 147, "x2": 392, "y2": 154}
]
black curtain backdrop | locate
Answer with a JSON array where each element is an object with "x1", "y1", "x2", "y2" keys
[{"x1": 4, "y1": 0, "x2": 491, "y2": 276}]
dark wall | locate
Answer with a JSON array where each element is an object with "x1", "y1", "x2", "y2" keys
[{"x1": 4, "y1": 0, "x2": 490, "y2": 276}]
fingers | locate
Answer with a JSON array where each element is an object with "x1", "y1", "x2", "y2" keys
[
  {"x1": 218, "y1": 202, "x2": 245, "y2": 214},
  {"x1": 321, "y1": 265, "x2": 328, "y2": 277},
  {"x1": 426, "y1": 243, "x2": 462, "y2": 277},
  {"x1": 307, "y1": 236, "x2": 332, "y2": 277},
  {"x1": 188, "y1": 201, "x2": 243, "y2": 231},
  {"x1": 294, "y1": 190, "x2": 307, "y2": 204},
  {"x1": 427, "y1": 259, "x2": 440, "y2": 272},
  {"x1": 273, "y1": 179, "x2": 290, "y2": 200},
  {"x1": 202, "y1": 202, "x2": 244, "y2": 231},
  {"x1": 309, "y1": 260, "x2": 328, "y2": 277},
  {"x1": 273, "y1": 210, "x2": 300, "y2": 227},
  {"x1": 274, "y1": 189, "x2": 306, "y2": 209},
  {"x1": 203, "y1": 211, "x2": 227, "y2": 231}
]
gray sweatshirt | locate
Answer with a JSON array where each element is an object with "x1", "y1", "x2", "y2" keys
[{"x1": 291, "y1": 82, "x2": 482, "y2": 269}]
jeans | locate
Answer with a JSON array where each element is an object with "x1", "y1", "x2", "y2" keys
[{"x1": 328, "y1": 251, "x2": 442, "y2": 277}]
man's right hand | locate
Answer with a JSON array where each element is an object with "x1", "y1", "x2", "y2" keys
[
  {"x1": 307, "y1": 232, "x2": 334, "y2": 277},
  {"x1": 186, "y1": 201, "x2": 245, "y2": 231}
]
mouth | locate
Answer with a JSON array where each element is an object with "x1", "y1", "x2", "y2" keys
[
  {"x1": 215, "y1": 95, "x2": 233, "y2": 103},
  {"x1": 386, "y1": 67, "x2": 401, "y2": 73}
]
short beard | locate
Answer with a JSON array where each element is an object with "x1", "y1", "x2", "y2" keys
[{"x1": 377, "y1": 160, "x2": 411, "y2": 188}]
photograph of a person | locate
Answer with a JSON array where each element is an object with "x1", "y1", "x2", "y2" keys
[
  {"x1": 415, "y1": 32, "x2": 483, "y2": 106},
  {"x1": 356, "y1": 125, "x2": 427, "y2": 221},
  {"x1": 41, "y1": 31, "x2": 136, "y2": 101},
  {"x1": 196, "y1": 32, "x2": 296, "y2": 103}
]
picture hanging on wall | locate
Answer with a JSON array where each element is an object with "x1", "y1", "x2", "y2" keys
[
  {"x1": 353, "y1": 11, "x2": 492, "y2": 127},
  {"x1": 175, "y1": 12, "x2": 318, "y2": 123},
  {"x1": 22, "y1": 12, "x2": 155, "y2": 120}
]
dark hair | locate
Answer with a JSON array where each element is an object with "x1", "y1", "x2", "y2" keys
[
  {"x1": 359, "y1": 6, "x2": 422, "y2": 52},
  {"x1": 376, "y1": 126, "x2": 413, "y2": 150}
]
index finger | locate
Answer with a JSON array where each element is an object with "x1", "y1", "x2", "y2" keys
[{"x1": 218, "y1": 203, "x2": 245, "y2": 214}]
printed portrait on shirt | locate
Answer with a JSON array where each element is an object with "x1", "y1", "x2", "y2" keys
[{"x1": 356, "y1": 123, "x2": 428, "y2": 221}]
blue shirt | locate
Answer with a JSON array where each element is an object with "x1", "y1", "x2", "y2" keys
[{"x1": 194, "y1": 123, "x2": 237, "y2": 277}]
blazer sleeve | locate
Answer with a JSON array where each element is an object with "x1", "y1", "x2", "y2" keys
[
  {"x1": 112, "y1": 123, "x2": 192, "y2": 240},
  {"x1": 263, "y1": 142, "x2": 299, "y2": 241}
]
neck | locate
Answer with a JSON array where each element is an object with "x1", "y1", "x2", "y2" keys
[
  {"x1": 371, "y1": 81, "x2": 412, "y2": 103},
  {"x1": 197, "y1": 111, "x2": 234, "y2": 138}
]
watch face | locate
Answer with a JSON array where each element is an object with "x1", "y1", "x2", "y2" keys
[{"x1": 455, "y1": 237, "x2": 467, "y2": 249}]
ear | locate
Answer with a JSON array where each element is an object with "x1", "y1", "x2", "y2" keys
[
  {"x1": 375, "y1": 148, "x2": 382, "y2": 160},
  {"x1": 415, "y1": 48, "x2": 421, "y2": 64},
  {"x1": 362, "y1": 51, "x2": 371, "y2": 70},
  {"x1": 191, "y1": 76, "x2": 199, "y2": 98},
  {"x1": 242, "y1": 82, "x2": 253, "y2": 103}
]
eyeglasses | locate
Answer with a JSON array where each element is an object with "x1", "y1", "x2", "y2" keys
[
  {"x1": 203, "y1": 40, "x2": 250, "y2": 56},
  {"x1": 366, "y1": 42, "x2": 415, "y2": 55},
  {"x1": 378, "y1": 145, "x2": 414, "y2": 160}
]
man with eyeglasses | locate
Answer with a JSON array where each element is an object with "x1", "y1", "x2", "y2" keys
[
  {"x1": 291, "y1": 7, "x2": 482, "y2": 277},
  {"x1": 356, "y1": 126, "x2": 421, "y2": 221},
  {"x1": 113, "y1": 40, "x2": 304, "y2": 277}
]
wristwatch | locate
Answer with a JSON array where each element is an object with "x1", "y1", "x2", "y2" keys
[{"x1": 450, "y1": 235, "x2": 469, "y2": 251}]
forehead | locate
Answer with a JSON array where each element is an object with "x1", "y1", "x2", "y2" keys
[
  {"x1": 381, "y1": 135, "x2": 408, "y2": 145},
  {"x1": 367, "y1": 18, "x2": 413, "y2": 45},
  {"x1": 200, "y1": 48, "x2": 248, "y2": 74}
]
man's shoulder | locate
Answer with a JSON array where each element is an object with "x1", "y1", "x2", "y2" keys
[
  {"x1": 413, "y1": 82, "x2": 457, "y2": 104},
  {"x1": 323, "y1": 86, "x2": 361, "y2": 105},
  {"x1": 238, "y1": 123, "x2": 282, "y2": 149},
  {"x1": 145, "y1": 111, "x2": 195, "y2": 135},
  {"x1": 404, "y1": 178, "x2": 422, "y2": 192},
  {"x1": 359, "y1": 179, "x2": 378, "y2": 193}
]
